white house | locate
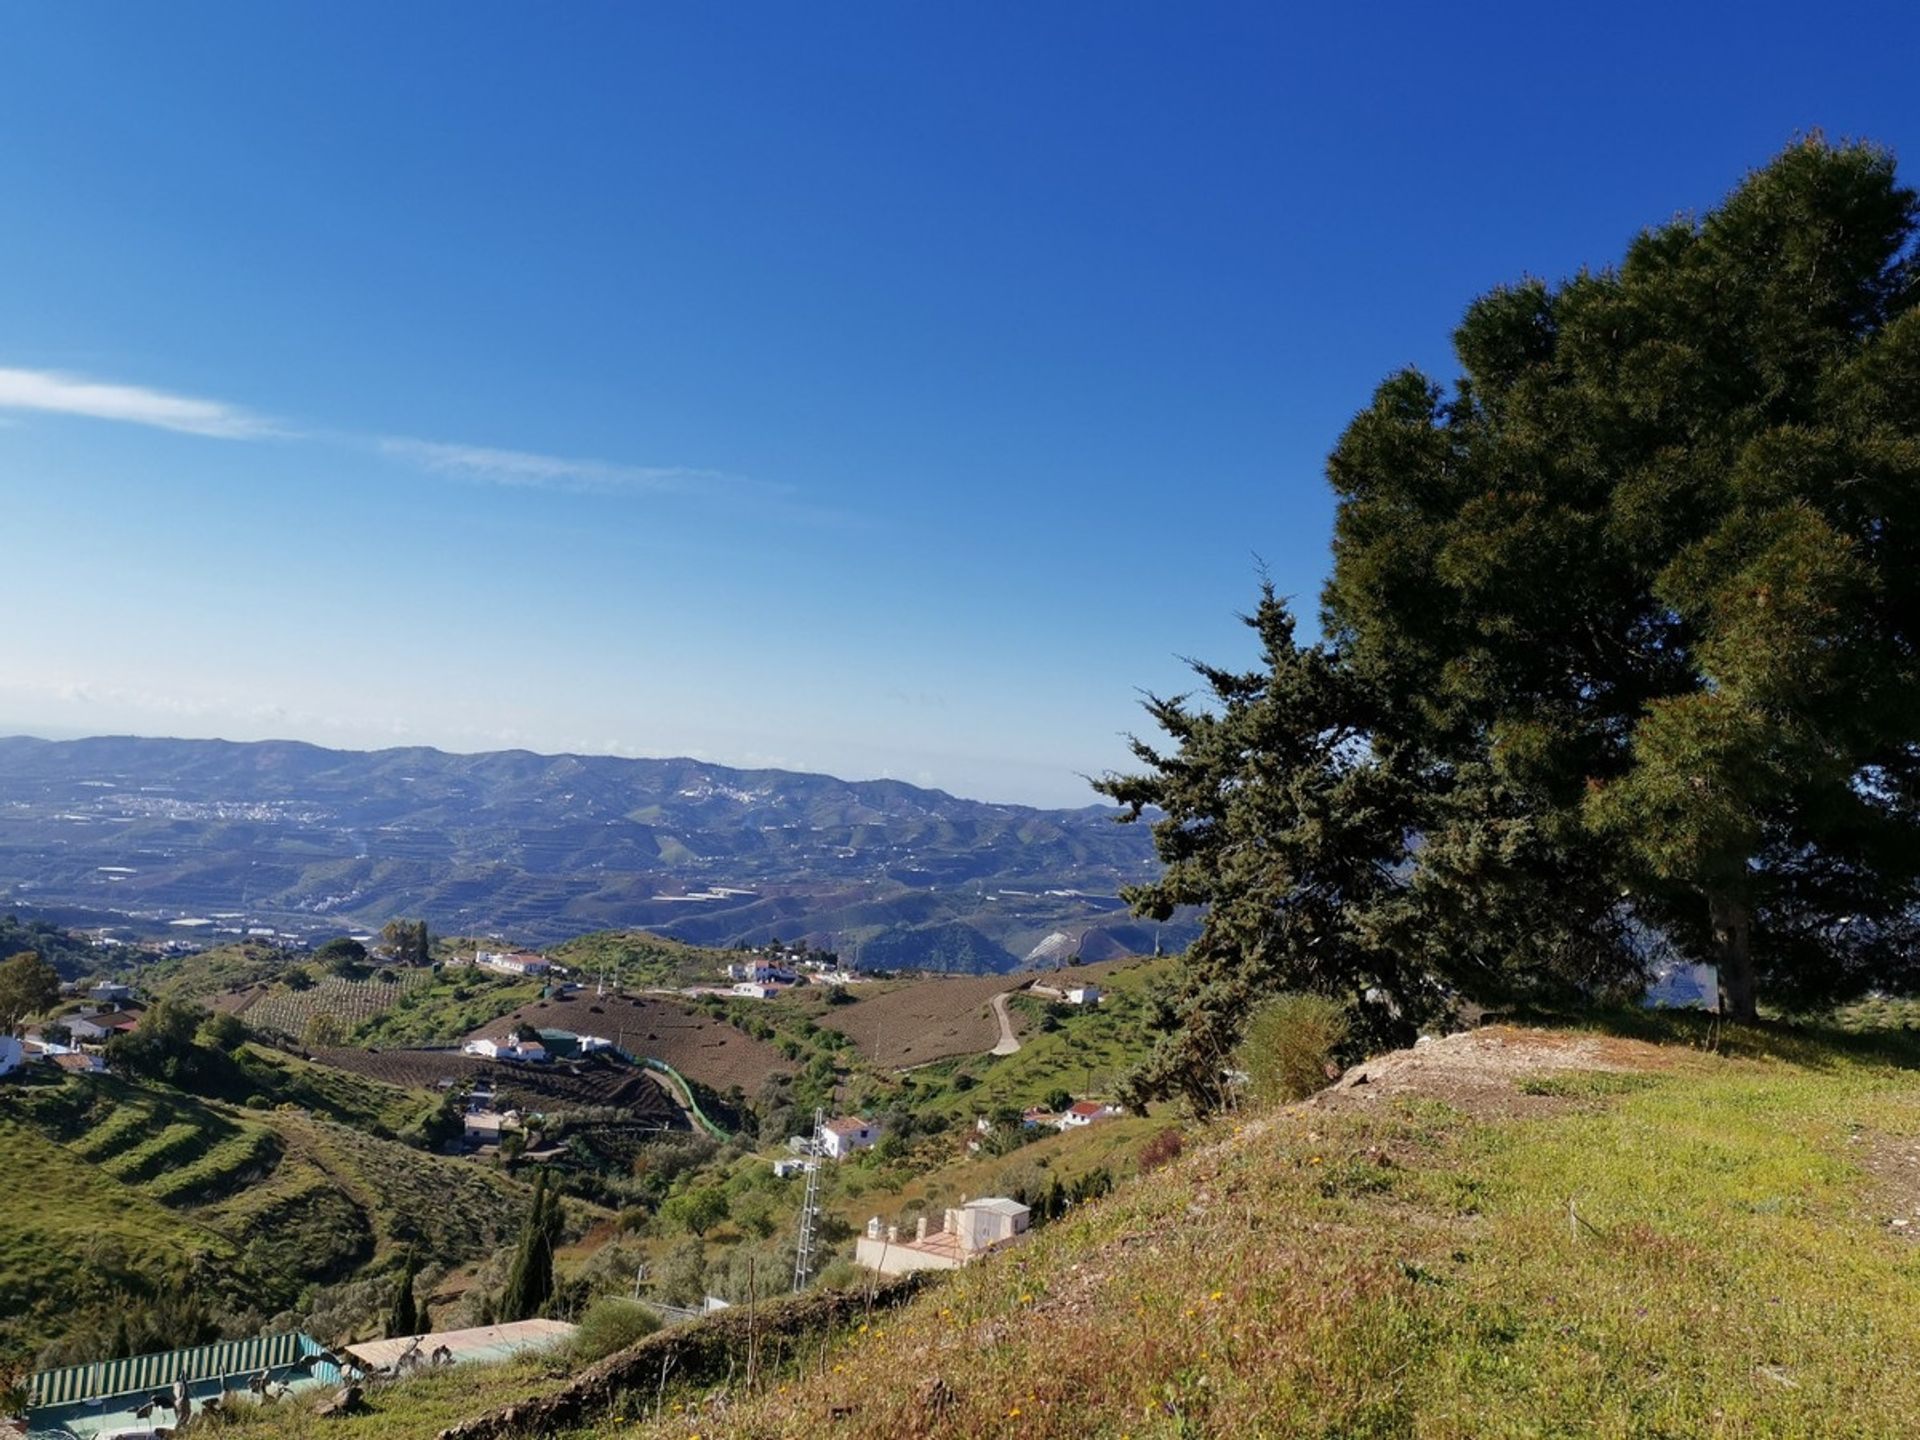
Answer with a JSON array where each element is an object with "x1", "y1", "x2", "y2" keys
[
  {"x1": 772, "y1": 1157, "x2": 816, "y2": 1179},
  {"x1": 855, "y1": 1197, "x2": 1031, "y2": 1276},
  {"x1": 89, "y1": 981, "x2": 135, "y2": 1003},
  {"x1": 475, "y1": 950, "x2": 552, "y2": 977},
  {"x1": 1064, "y1": 985, "x2": 1102, "y2": 1006},
  {"x1": 731, "y1": 981, "x2": 781, "y2": 1000},
  {"x1": 464, "y1": 1108, "x2": 523, "y2": 1143},
  {"x1": 463, "y1": 1036, "x2": 550, "y2": 1063},
  {"x1": 817, "y1": 1115, "x2": 879, "y2": 1160},
  {"x1": 727, "y1": 961, "x2": 800, "y2": 986},
  {"x1": 1058, "y1": 1100, "x2": 1121, "y2": 1130}
]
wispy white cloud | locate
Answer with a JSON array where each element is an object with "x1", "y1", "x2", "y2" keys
[
  {"x1": 376, "y1": 437, "x2": 730, "y2": 495},
  {"x1": 0, "y1": 360, "x2": 858, "y2": 524},
  {"x1": 0, "y1": 366, "x2": 275, "y2": 439}
]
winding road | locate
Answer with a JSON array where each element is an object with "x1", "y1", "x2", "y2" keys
[{"x1": 988, "y1": 989, "x2": 1023, "y2": 1056}]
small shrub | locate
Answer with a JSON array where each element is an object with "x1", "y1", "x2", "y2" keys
[
  {"x1": 1138, "y1": 1127, "x2": 1185, "y2": 1173},
  {"x1": 1238, "y1": 992, "x2": 1350, "y2": 1104},
  {"x1": 567, "y1": 1296, "x2": 660, "y2": 1364}
]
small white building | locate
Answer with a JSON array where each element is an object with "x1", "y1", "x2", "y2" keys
[
  {"x1": 463, "y1": 1036, "x2": 550, "y2": 1063},
  {"x1": 1064, "y1": 984, "x2": 1102, "y2": 1006},
  {"x1": 731, "y1": 982, "x2": 782, "y2": 1000},
  {"x1": 817, "y1": 1115, "x2": 879, "y2": 1160},
  {"x1": 464, "y1": 1108, "x2": 523, "y2": 1143},
  {"x1": 727, "y1": 961, "x2": 800, "y2": 986},
  {"x1": 772, "y1": 1157, "x2": 816, "y2": 1179},
  {"x1": 89, "y1": 981, "x2": 135, "y2": 1003},
  {"x1": 855, "y1": 1197, "x2": 1031, "y2": 1276},
  {"x1": 475, "y1": 950, "x2": 552, "y2": 977}
]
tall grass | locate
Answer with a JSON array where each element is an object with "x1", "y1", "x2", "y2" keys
[{"x1": 1237, "y1": 990, "x2": 1350, "y2": 1103}]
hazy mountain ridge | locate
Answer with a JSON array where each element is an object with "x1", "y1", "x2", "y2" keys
[{"x1": 0, "y1": 735, "x2": 1182, "y2": 969}]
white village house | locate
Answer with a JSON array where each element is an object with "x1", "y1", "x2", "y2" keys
[
  {"x1": 463, "y1": 1035, "x2": 550, "y2": 1063},
  {"x1": 1058, "y1": 1100, "x2": 1122, "y2": 1130},
  {"x1": 855, "y1": 1196, "x2": 1031, "y2": 1275},
  {"x1": 816, "y1": 1115, "x2": 879, "y2": 1160},
  {"x1": 473, "y1": 950, "x2": 552, "y2": 977}
]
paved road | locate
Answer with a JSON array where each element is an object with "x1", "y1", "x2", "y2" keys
[{"x1": 988, "y1": 989, "x2": 1023, "y2": 1056}]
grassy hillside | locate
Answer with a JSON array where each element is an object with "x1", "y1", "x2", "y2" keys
[
  {"x1": 0, "y1": 1065, "x2": 538, "y2": 1368},
  {"x1": 217, "y1": 1013, "x2": 1920, "y2": 1439}
]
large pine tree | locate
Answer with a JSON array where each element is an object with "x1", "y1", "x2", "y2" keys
[{"x1": 1324, "y1": 137, "x2": 1920, "y2": 1019}]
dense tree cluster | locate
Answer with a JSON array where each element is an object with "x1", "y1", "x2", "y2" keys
[{"x1": 1103, "y1": 139, "x2": 1920, "y2": 1111}]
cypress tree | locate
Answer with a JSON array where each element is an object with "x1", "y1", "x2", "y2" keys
[
  {"x1": 386, "y1": 1249, "x2": 420, "y2": 1338},
  {"x1": 500, "y1": 1173, "x2": 558, "y2": 1321}
]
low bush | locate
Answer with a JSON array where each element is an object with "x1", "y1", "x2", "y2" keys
[
  {"x1": 1238, "y1": 992, "x2": 1350, "y2": 1104},
  {"x1": 567, "y1": 1296, "x2": 660, "y2": 1365}
]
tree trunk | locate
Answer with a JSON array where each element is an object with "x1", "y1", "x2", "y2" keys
[{"x1": 1709, "y1": 893, "x2": 1757, "y2": 1022}]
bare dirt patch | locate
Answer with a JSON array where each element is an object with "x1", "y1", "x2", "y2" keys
[
  {"x1": 820, "y1": 974, "x2": 1030, "y2": 1067},
  {"x1": 478, "y1": 991, "x2": 791, "y2": 1093},
  {"x1": 1308, "y1": 1025, "x2": 1688, "y2": 1120}
]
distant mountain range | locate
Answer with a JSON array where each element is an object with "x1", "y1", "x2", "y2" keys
[{"x1": 0, "y1": 735, "x2": 1189, "y2": 972}]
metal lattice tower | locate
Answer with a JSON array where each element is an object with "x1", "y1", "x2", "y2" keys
[{"x1": 792, "y1": 1106, "x2": 825, "y2": 1293}]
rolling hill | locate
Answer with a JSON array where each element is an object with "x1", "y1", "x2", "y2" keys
[{"x1": 0, "y1": 735, "x2": 1191, "y2": 969}]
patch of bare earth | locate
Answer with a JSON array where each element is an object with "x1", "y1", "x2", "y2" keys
[
  {"x1": 1851, "y1": 1121, "x2": 1920, "y2": 1242},
  {"x1": 1308, "y1": 1024, "x2": 1689, "y2": 1119}
]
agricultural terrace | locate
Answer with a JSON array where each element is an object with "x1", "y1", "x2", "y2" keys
[
  {"x1": 469, "y1": 991, "x2": 791, "y2": 1094},
  {"x1": 814, "y1": 972, "x2": 1030, "y2": 1068}
]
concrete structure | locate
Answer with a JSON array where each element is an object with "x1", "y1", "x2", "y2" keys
[
  {"x1": 817, "y1": 1115, "x2": 878, "y2": 1160},
  {"x1": 855, "y1": 1196, "x2": 1031, "y2": 1276},
  {"x1": 1064, "y1": 984, "x2": 1102, "y2": 1006},
  {"x1": 89, "y1": 981, "x2": 136, "y2": 1003},
  {"x1": 772, "y1": 1157, "x2": 816, "y2": 1179},
  {"x1": 343, "y1": 1319, "x2": 575, "y2": 1373}
]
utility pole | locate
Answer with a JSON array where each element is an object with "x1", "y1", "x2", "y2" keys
[{"x1": 792, "y1": 1106, "x2": 824, "y2": 1294}]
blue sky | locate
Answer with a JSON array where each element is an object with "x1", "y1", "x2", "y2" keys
[{"x1": 2, "y1": 4, "x2": 1916, "y2": 807}]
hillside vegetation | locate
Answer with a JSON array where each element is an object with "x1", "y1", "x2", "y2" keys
[
  {"x1": 0, "y1": 1064, "x2": 536, "y2": 1367},
  {"x1": 219, "y1": 1015, "x2": 1920, "y2": 1440}
]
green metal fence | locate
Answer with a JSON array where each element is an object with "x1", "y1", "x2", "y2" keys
[{"x1": 28, "y1": 1330, "x2": 310, "y2": 1407}]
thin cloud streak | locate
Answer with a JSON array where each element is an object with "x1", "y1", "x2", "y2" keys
[
  {"x1": 0, "y1": 366, "x2": 275, "y2": 439},
  {"x1": 376, "y1": 437, "x2": 735, "y2": 496},
  {"x1": 0, "y1": 360, "x2": 858, "y2": 523}
]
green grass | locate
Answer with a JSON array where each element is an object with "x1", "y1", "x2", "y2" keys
[
  {"x1": 204, "y1": 1012, "x2": 1920, "y2": 1438},
  {"x1": 0, "y1": 1067, "x2": 554, "y2": 1369},
  {"x1": 549, "y1": 931, "x2": 736, "y2": 989},
  {"x1": 909, "y1": 958, "x2": 1170, "y2": 1118},
  {"x1": 350, "y1": 967, "x2": 543, "y2": 1045}
]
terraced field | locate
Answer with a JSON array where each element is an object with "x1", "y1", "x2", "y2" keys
[
  {"x1": 0, "y1": 1069, "x2": 545, "y2": 1365},
  {"x1": 815, "y1": 972, "x2": 1033, "y2": 1067},
  {"x1": 235, "y1": 969, "x2": 435, "y2": 1037},
  {"x1": 310, "y1": 1047, "x2": 685, "y2": 1127},
  {"x1": 472, "y1": 991, "x2": 791, "y2": 1092}
]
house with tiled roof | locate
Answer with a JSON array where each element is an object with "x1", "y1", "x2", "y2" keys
[
  {"x1": 816, "y1": 1115, "x2": 879, "y2": 1160},
  {"x1": 1057, "y1": 1100, "x2": 1122, "y2": 1130}
]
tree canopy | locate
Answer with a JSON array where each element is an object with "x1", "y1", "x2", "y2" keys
[
  {"x1": 0, "y1": 951, "x2": 60, "y2": 1031},
  {"x1": 1104, "y1": 138, "x2": 1920, "y2": 1108}
]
